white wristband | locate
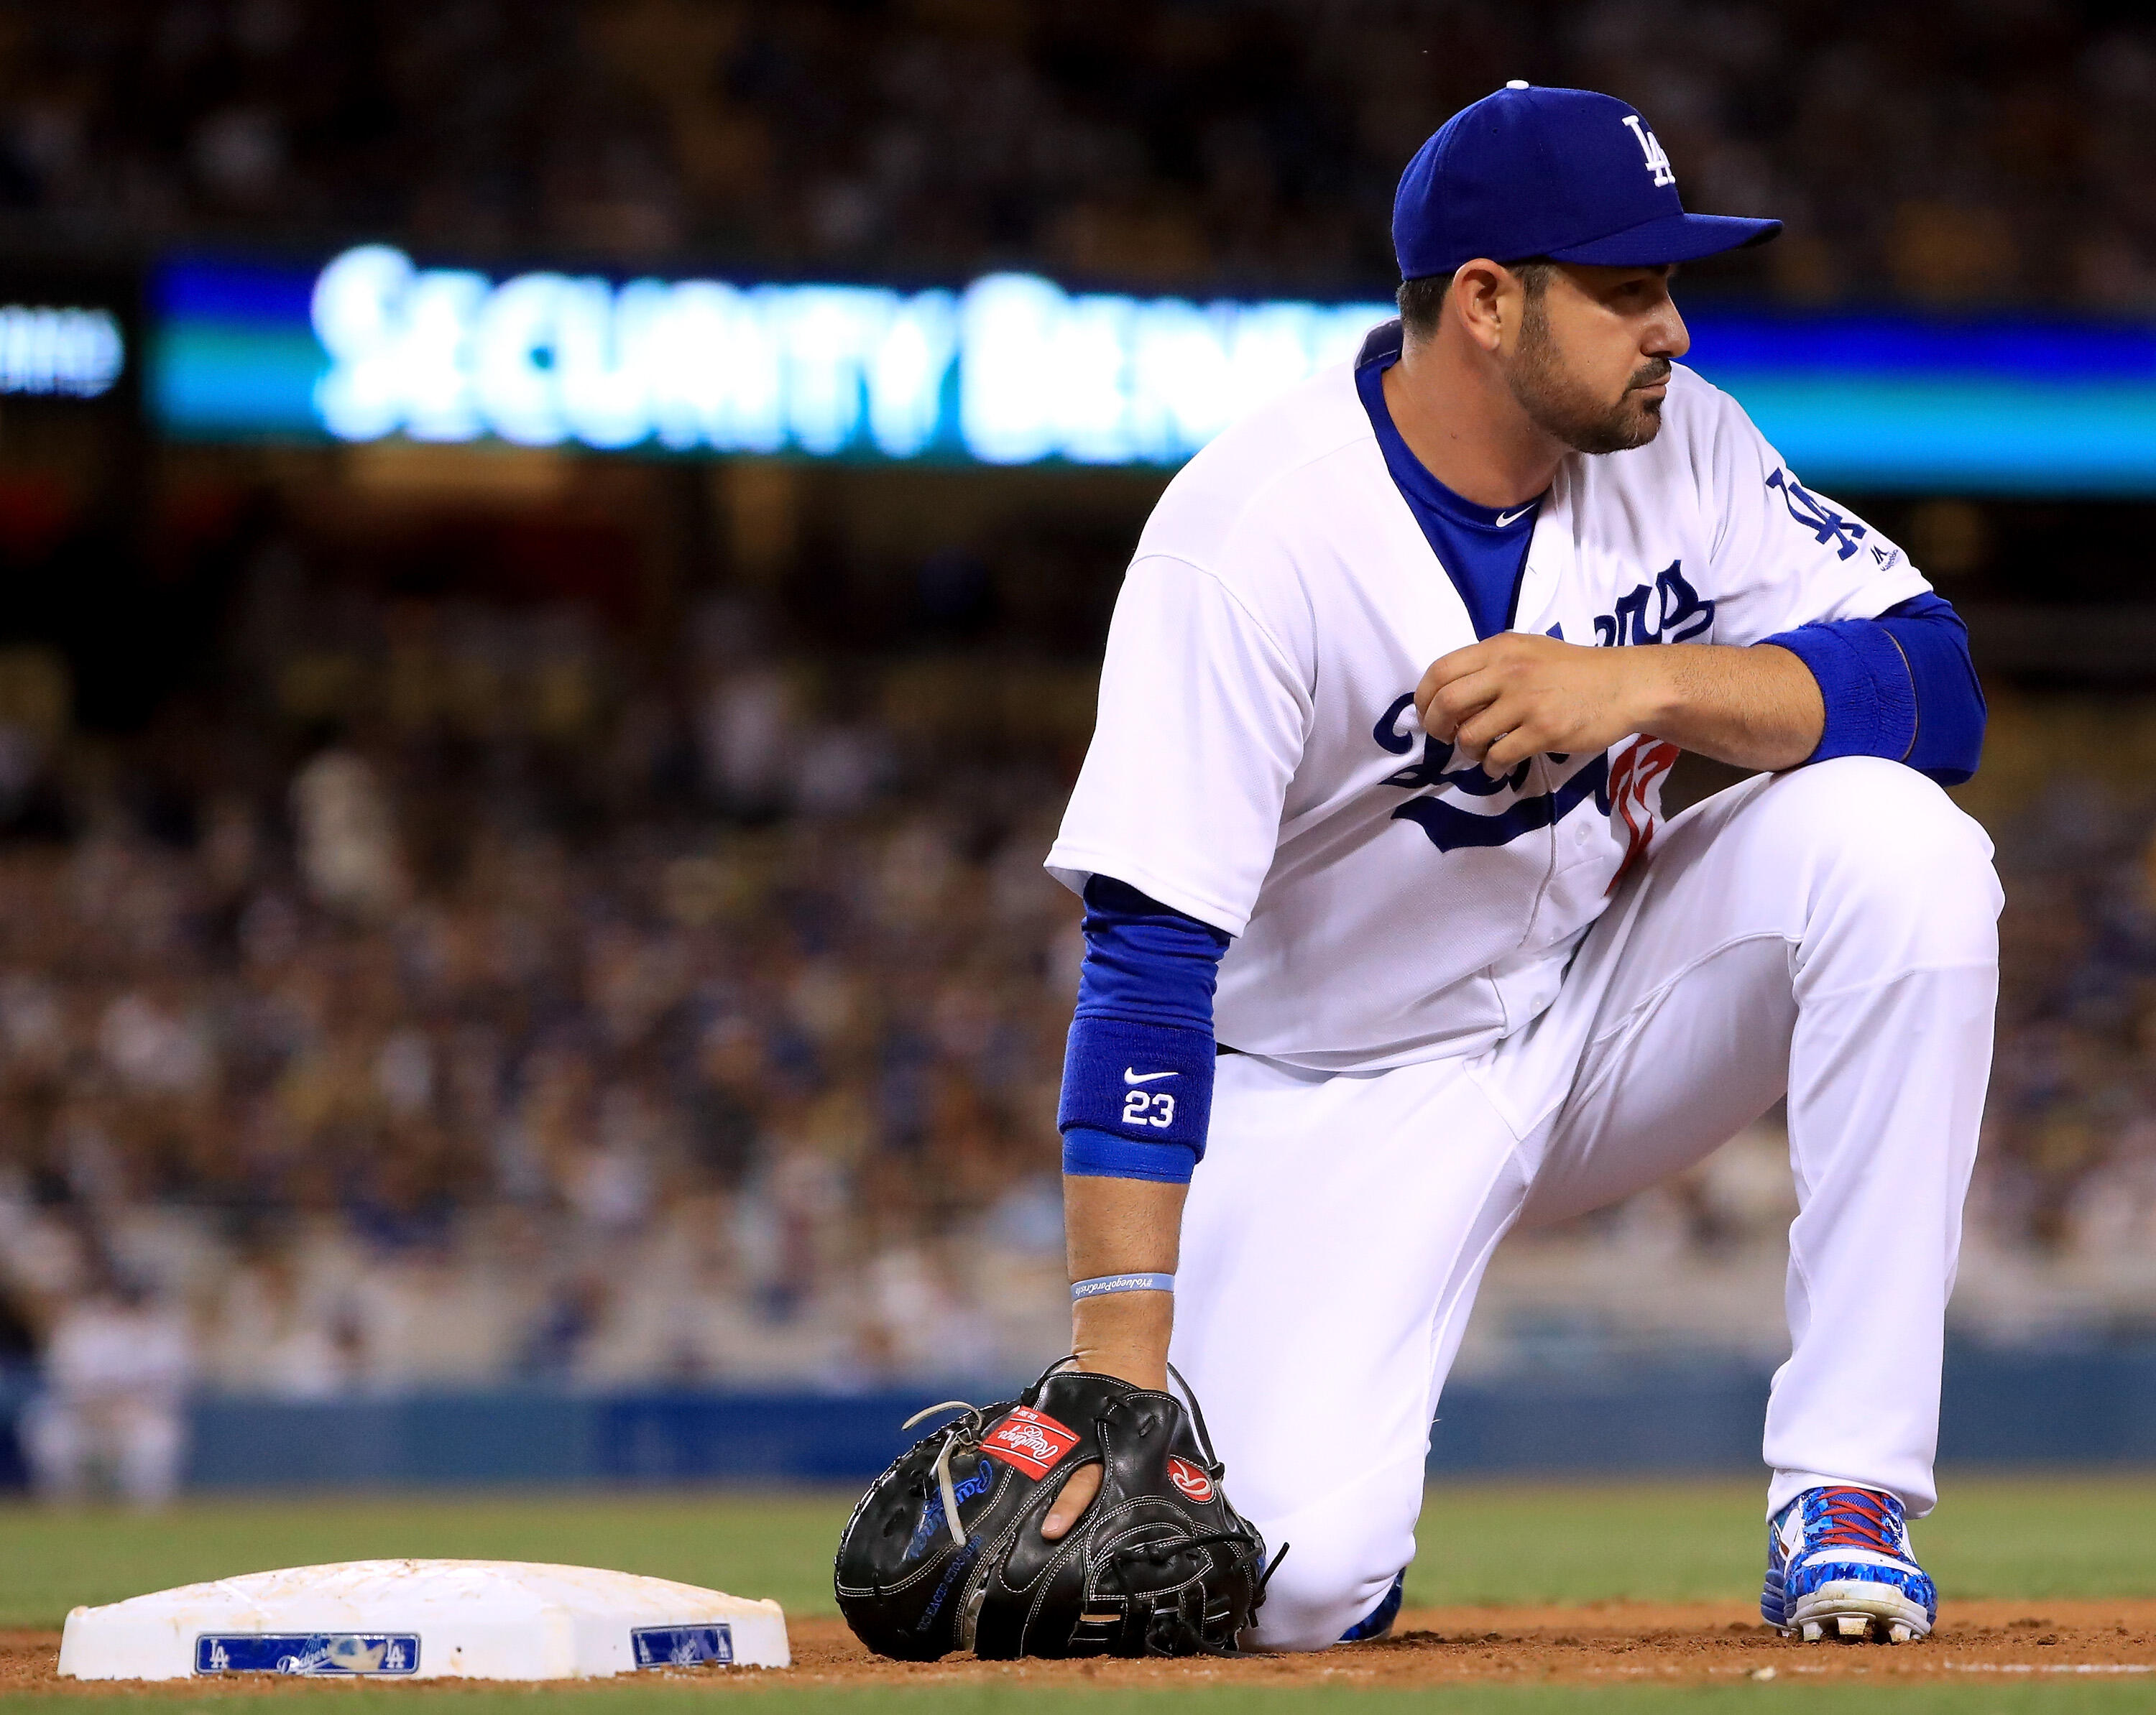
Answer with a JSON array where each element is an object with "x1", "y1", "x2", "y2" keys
[{"x1": 1071, "y1": 1272, "x2": 1175, "y2": 1301}]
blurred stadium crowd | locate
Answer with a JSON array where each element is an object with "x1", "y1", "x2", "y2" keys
[
  {"x1": 2, "y1": 555, "x2": 2155, "y2": 1458},
  {"x1": 0, "y1": 0, "x2": 2150, "y2": 306},
  {"x1": 0, "y1": 573, "x2": 1095, "y2": 1430}
]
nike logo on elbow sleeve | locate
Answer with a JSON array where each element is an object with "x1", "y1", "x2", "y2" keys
[{"x1": 1123, "y1": 1068, "x2": 1179, "y2": 1084}]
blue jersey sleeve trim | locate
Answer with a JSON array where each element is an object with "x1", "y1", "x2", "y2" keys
[
  {"x1": 1877, "y1": 594, "x2": 1986, "y2": 785},
  {"x1": 1057, "y1": 877, "x2": 1227, "y2": 1183},
  {"x1": 1063, "y1": 1127, "x2": 1199, "y2": 1184}
]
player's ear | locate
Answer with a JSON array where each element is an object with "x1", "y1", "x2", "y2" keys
[{"x1": 1449, "y1": 260, "x2": 1510, "y2": 354}]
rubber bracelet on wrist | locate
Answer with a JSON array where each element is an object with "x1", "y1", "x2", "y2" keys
[{"x1": 1071, "y1": 1272, "x2": 1175, "y2": 1302}]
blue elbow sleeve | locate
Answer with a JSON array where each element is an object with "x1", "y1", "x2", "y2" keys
[
  {"x1": 1766, "y1": 594, "x2": 1984, "y2": 786},
  {"x1": 1879, "y1": 596, "x2": 1986, "y2": 784}
]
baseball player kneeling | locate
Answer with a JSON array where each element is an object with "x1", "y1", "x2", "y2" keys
[{"x1": 837, "y1": 82, "x2": 1996, "y2": 1658}]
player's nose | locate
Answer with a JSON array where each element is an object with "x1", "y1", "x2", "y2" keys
[{"x1": 1650, "y1": 296, "x2": 1690, "y2": 361}]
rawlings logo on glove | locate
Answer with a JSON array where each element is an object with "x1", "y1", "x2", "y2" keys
[{"x1": 982, "y1": 1409, "x2": 1080, "y2": 1478}]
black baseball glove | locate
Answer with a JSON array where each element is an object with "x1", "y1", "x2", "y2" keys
[{"x1": 834, "y1": 1359, "x2": 1276, "y2": 1659}]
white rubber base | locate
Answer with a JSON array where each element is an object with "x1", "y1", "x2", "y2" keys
[{"x1": 57, "y1": 1560, "x2": 790, "y2": 1681}]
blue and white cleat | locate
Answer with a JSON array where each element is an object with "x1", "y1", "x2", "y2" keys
[{"x1": 1762, "y1": 1486, "x2": 1936, "y2": 1644}]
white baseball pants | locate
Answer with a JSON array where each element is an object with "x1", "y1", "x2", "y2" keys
[{"x1": 1169, "y1": 757, "x2": 2001, "y2": 1650}]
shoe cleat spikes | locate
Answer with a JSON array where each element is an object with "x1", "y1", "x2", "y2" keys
[
  {"x1": 1835, "y1": 1614, "x2": 1871, "y2": 1640},
  {"x1": 1800, "y1": 1621, "x2": 1823, "y2": 1642}
]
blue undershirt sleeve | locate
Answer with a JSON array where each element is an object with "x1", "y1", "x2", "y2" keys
[
  {"x1": 1058, "y1": 876, "x2": 1230, "y2": 1185},
  {"x1": 1763, "y1": 593, "x2": 1985, "y2": 786}
]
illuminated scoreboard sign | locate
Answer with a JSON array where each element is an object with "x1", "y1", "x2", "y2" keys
[
  {"x1": 156, "y1": 245, "x2": 1391, "y2": 466},
  {"x1": 0, "y1": 304, "x2": 124, "y2": 398},
  {"x1": 149, "y1": 248, "x2": 2156, "y2": 491}
]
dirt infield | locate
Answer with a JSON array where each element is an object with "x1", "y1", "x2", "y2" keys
[{"x1": 7, "y1": 1601, "x2": 2155, "y2": 1693}]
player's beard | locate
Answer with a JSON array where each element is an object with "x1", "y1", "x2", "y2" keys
[{"x1": 1506, "y1": 291, "x2": 1672, "y2": 456}]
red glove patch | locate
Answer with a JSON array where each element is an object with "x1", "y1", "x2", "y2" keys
[
  {"x1": 1167, "y1": 1456, "x2": 1215, "y2": 1502},
  {"x1": 982, "y1": 1407, "x2": 1081, "y2": 1479}
]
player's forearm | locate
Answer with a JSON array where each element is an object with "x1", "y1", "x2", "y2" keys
[
  {"x1": 1631, "y1": 642, "x2": 1823, "y2": 772},
  {"x1": 1065, "y1": 1173, "x2": 1186, "y2": 1392}
]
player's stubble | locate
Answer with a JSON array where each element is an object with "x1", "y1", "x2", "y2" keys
[{"x1": 1506, "y1": 283, "x2": 1673, "y2": 457}]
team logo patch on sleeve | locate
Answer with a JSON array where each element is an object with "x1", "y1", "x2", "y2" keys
[
  {"x1": 1166, "y1": 1456, "x2": 1215, "y2": 1502},
  {"x1": 982, "y1": 1407, "x2": 1081, "y2": 1479}
]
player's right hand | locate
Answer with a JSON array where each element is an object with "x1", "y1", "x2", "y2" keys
[{"x1": 1416, "y1": 631, "x2": 1667, "y2": 775}]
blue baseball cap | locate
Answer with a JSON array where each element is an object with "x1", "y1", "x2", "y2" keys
[{"x1": 1393, "y1": 83, "x2": 1780, "y2": 279}]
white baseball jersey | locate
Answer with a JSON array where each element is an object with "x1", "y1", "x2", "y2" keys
[{"x1": 1046, "y1": 354, "x2": 1932, "y2": 1071}]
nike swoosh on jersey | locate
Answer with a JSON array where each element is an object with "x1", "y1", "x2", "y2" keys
[
  {"x1": 1123, "y1": 1068, "x2": 1179, "y2": 1084},
  {"x1": 1494, "y1": 507, "x2": 1534, "y2": 527}
]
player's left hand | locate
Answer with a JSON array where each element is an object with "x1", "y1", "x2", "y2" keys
[{"x1": 1416, "y1": 632, "x2": 1669, "y2": 776}]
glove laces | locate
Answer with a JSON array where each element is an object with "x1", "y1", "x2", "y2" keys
[{"x1": 900, "y1": 1400, "x2": 988, "y2": 1550}]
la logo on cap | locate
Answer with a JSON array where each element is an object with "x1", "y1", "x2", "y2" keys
[{"x1": 1621, "y1": 115, "x2": 1676, "y2": 187}]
